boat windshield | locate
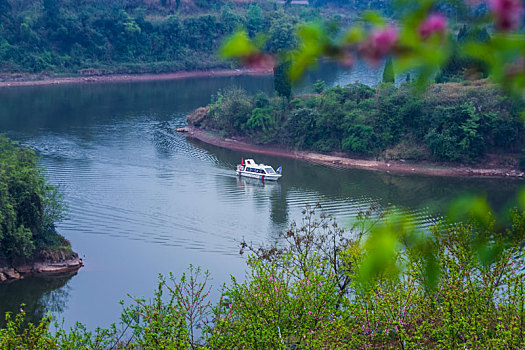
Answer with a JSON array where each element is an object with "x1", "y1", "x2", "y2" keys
[{"x1": 264, "y1": 167, "x2": 276, "y2": 174}]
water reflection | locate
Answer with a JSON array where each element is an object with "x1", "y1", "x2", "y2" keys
[
  {"x1": 235, "y1": 177, "x2": 289, "y2": 232},
  {"x1": 0, "y1": 273, "x2": 76, "y2": 328},
  {"x1": 190, "y1": 138, "x2": 522, "y2": 221},
  {"x1": 0, "y1": 62, "x2": 384, "y2": 139}
]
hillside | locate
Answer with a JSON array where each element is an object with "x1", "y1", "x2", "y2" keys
[{"x1": 0, "y1": 0, "x2": 386, "y2": 76}]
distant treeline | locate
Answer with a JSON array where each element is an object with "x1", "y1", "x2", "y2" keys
[
  {"x1": 188, "y1": 81, "x2": 525, "y2": 165},
  {"x1": 0, "y1": 0, "x2": 386, "y2": 74}
]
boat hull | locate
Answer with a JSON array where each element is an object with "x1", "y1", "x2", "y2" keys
[{"x1": 236, "y1": 170, "x2": 281, "y2": 181}]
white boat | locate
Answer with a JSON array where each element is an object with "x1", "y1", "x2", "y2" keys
[{"x1": 236, "y1": 158, "x2": 282, "y2": 181}]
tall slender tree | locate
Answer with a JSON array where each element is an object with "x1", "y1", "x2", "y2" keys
[
  {"x1": 382, "y1": 57, "x2": 395, "y2": 84},
  {"x1": 274, "y1": 60, "x2": 292, "y2": 99}
]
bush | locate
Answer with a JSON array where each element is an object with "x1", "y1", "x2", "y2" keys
[
  {"x1": 207, "y1": 255, "x2": 345, "y2": 349},
  {"x1": 424, "y1": 103, "x2": 486, "y2": 162},
  {"x1": 342, "y1": 124, "x2": 377, "y2": 155}
]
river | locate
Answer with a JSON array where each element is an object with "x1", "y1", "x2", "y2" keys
[{"x1": 0, "y1": 63, "x2": 521, "y2": 330}]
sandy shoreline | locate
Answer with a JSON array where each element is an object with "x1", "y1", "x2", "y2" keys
[
  {"x1": 181, "y1": 126, "x2": 525, "y2": 179},
  {"x1": 0, "y1": 68, "x2": 272, "y2": 88}
]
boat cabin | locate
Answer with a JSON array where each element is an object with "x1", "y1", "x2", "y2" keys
[
  {"x1": 237, "y1": 158, "x2": 282, "y2": 181},
  {"x1": 243, "y1": 159, "x2": 277, "y2": 175}
]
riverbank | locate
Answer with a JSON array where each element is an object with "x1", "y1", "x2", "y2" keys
[
  {"x1": 181, "y1": 126, "x2": 525, "y2": 179},
  {"x1": 0, "y1": 68, "x2": 273, "y2": 88},
  {"x1": 0, "y1": 254, "x2": 83, "y2": 283}
]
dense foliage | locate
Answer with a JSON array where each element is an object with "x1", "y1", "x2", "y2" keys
[
  {"x1": 189, "y1": 81, "x2": 524, "y2": 163},
  {"x1": 0, "y1": 136, "x2": 68, "y2": 265},
  {"x1": 0, "y1": 0, "x2": 360, "y2": 74},
  {"x1": 1, "y1": 204, "x2": 525, "y2": 348}
]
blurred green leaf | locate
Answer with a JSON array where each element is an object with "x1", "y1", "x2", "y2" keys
[
  {"x1": 423, "y1": 252, "x2": 440, "y2": 291},
  {"x1": 447, "y1": 194, "x2": 493, "y2": 228},
  {"x1": 476, "y1": 241, "x2": 504, "y2": 267},
  {"x1": 358, "y1": 215, "x2": 401, "y2": 288},
  {"x1": 343, "y1": 26, "x2": 365, "y2": 44},
  {"x1": 395, "y1": 22, "x2": 452, "y2": 92},
  {"x1": 288, "y1": 23, "x2": 328, "y2": 82},
  {"x1": 362, "y1": 10, "x2": 386, "y2": 26},
  {"x1": 289, "y1": 49, "x2": 319, "y2": 82},
  {"x1": 220, "y1": 31, "x2": 258, "y2": 59},
  {"x1": 297, "y1": 23, "x2": 324, "y2": 46},
  {"x1": 464, "y1": 34, "x2": 525, "y2": 98}
]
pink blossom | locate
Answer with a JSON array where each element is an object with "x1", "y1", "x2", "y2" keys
[
  {"x1": 489, "y1": 0, "x2": 524, "y2": 31},
  {"x1": 360, "y1": 26, "x2": 399, "y2": 64},
  {"x1": 418, "y1": 13, "x2": 448, "y2": 39},
  {"x1": 308, "y1": 311, "x2": 312, "y2": 315}
]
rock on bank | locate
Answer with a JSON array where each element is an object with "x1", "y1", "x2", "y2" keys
[{"x1": 0, "y1": 253, "x2": 83, "y2": 283}]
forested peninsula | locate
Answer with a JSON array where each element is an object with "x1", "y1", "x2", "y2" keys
[
  {"x1": 186, "y1": 80, "x2": 525, "y2": 177},
  {"x1": 0, "y1": 137, "x2": 82, "y2": 282}
]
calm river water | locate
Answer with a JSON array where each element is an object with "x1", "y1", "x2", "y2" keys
[{"x1": 0, "y1": 63, "x2": 522, "y2": 329}]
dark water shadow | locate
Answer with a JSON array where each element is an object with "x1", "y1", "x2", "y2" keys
[{"x1": 0, "y1": 272, "x2": 77, "y2": 328}]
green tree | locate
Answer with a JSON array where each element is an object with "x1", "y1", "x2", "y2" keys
[
  {"x1": 342, "y1": 124, "x2": 376, "y2": 154},
  {"x1": 266, "y1": 12, "x2": 297, "y2": 54},
  {"x1": 274, "y1": 60, "x2": 292, "y2": 99},
  {"x1": 425, "y1": 103, "x2": 486, "y2": 161},
  {"x1": 246, "y1": 4, "x2": 264, "y2": 37},
  {"x1": 382, "y1": 57, "x2": 395, "y2": 84},
  {"x1": 284, "y1": 107, "x2": 321, "y2": 148},
  {"x1": 313, "y1": 79, "x2": 325, "y2": 93}
]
